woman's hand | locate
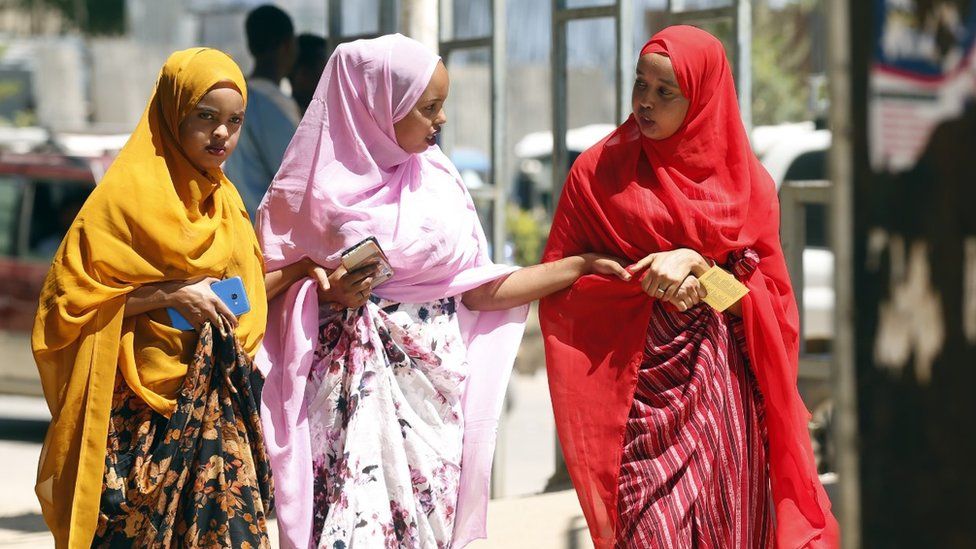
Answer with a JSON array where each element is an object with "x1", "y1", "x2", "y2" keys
[
  {"x1": 320, "y1": 262, "x2": 380, "y2": 309},
  {"x1": 581, "y1": 253, "x2": 632, "y2": 281},
  {"x1": 168, "y1": 277, "x2": 238, "y2": 331},
  {"x1": 628, "y1": 248, "x2": 710, "y2": 302},
  {"x1": 665, "y1": 275, "x2": 708, "y2": 312}
]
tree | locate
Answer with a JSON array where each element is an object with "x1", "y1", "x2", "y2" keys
[
  {"x1": 16, "y1": 0, "x2": 125, "y2": 35},
  {"x1": 751, "y1": 0, "x2": 823, "y2": 125}
]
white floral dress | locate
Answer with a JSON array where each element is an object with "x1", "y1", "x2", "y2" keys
[{"x1": 306, "y1": 296, "x2": 467, "y2": 549}]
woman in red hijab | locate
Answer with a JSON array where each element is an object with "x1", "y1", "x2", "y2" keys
[{"x1": 540, "y1": 26, "x2": 838, "y2": 548}]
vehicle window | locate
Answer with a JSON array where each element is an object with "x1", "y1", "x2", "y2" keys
[
  {"x1": 0, "y1": 176, "x2": 24, "y2": 257},
  {"x1": 806, "y1": 203, "x2": 828, "y2": 248},
  {"x1": 783, "y1": 150, "x2": 826, "y2": 181},
  {"x1": 782, "y1": 150, "x2": 828, "y2": 249},
  {"x1": 27, "y1": 180, "x2": 92, "y2": 260}
]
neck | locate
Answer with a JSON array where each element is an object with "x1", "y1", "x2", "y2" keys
[{"x1": 251, "y1": 61, "x2": 281, "y2": 83}]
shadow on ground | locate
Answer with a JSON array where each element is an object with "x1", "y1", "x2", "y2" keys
[
  {"x1": 0, "y1": 418, "x2": 48, "y2": 443},
  {"x1": 0, "y1": 512, "x2": 46, "y2": 533}
]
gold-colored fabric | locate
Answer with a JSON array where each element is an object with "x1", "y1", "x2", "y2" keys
[{"x1": 31, "y1": 47, "x2": 267, "y2": 548}]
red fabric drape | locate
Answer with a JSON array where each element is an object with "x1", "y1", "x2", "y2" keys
[{"x1": 539, "y1": 26, "x2": 838, "y2": 549}]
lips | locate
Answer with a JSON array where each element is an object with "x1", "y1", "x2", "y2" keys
[
  {"x1": 206, "y1": 144, "x2": 226, "y2": 156},
  {"x1": 637, "y1": 113, "x2": 655, "y2": 130},
  {"x1": 426, "y1": 128, "x2": 440, "y2": 146}
]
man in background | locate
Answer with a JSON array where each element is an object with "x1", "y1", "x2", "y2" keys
[
  {"x1": 291, "y1": 33, "x2": 328, "y2": 115},
  {"x1": 223, "y1": 4, "x2": 300, "y2": 217}
]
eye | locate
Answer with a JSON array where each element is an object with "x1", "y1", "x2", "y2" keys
[
  {"x1": 198, "y1": 112, "x2": 214, "y2": 120},
  {"x1": 424, "y1": 103, "x2": 437, "y2": 113},
  {"x1": 634, "y1": 80, "x2": 647, "y2": 89},
  {"x1": 229, "y1": 116, "x2": 243, "y2": 125},
  {"x1": 659, "y1": 87, "x2": 673, "y2": 97}
]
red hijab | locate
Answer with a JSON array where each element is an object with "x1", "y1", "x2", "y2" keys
[{"x1": 540, "y1": 26, "x2": 838, "y2": 548}]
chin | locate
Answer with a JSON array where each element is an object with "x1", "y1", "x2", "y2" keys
[{"x1": 188, "y1": 158, "x2": 220, "y2": 172}]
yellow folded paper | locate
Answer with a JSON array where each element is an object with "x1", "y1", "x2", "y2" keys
[{"x1": 699, "y1": 265, "x2": 749, "y2": 312}]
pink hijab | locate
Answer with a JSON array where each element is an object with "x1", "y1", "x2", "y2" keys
[{"x1": 255, "y1": 34, "x2": 528, "y2": 548}]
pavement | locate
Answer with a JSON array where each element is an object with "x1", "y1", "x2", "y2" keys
[{"x1": 0, "y1": 490, "x2": 592, "y2": 549}]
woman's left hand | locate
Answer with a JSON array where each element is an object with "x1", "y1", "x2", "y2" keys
[
  {"x1": 581, "y1": 253, "x2": 632, "y2": 281},
  {"x1": 628, "y1": 248, "x2": 709, "y2": 301}
]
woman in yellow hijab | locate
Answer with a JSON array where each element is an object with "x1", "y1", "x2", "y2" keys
[{"x1": 32, "y1": 48, "x2": 270, "y2": 548}]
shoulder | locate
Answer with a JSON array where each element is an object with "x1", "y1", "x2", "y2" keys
[{"x1": 246, "y1": 79, "x2": 301, "y2": 126}]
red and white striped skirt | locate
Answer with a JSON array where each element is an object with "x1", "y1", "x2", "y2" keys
[{"x1": 615, "y1": 301, "x2": 773, "y2": 548}]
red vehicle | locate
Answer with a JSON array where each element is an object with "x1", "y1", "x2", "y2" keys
[{"x1": 0, "y1": 152, "x2": 108, "y2": 396}]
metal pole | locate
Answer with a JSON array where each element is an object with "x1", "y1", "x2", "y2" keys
[
  {"x1": 615, "y1": 0, "x2": 633, "y2": 124},
  {"x1": 734, "y1": 0, "x2": 752, "y2": 131},
  {"x1": 403, "y1": 0, "x2": 439, "y2": 52},
  {"x1": 380, "y1": 0, "x2": 397, "y2": 34},
  {"x1": 435, "y1": 0, "x2": 454, "y2": 166},
  {"x1": 550, "y1": 0, "x2": 569, "y2": 207},
  {"x1": 328, "y1": 0, "x2": 342, "y2": 55},
  {"x1": 826, "y1": 0, "x2": 860, "y2": 546},
  {"x1": 491, "y1": 0, "x2": 507, "y2": 264}
]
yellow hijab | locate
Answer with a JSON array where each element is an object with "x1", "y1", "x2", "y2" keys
[{"x1": 31, "y1": 48, "x2": 267, "y2": 548}]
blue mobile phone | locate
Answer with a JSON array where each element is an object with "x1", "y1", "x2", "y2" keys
[{"x1": 167, "y1": 276, "x2": 251, "y2": 331}]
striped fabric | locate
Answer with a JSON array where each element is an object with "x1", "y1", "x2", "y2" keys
[{"x1": 615, "y1": 298, "x2": 773, "y2": 549}]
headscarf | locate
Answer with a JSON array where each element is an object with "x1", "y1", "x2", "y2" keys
[
  {"x1": 255, "y1": 33, "x2": 527, "y2": 548},
  {"x1": 540, "y1": 26, "x2": 838, "y2": 548},
  {"x1": 31, "y1": 48, "x2": 267, "y2": 548}
]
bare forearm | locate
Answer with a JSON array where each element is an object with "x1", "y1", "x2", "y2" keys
[
  {"x1": 124, "y1": 281, "x2": 180, "y2": 317},
  {"x1": 462, "y1": 256, "x2": 589, "y2": 311},
  {"x1": 265, "y1": 259, "x2": 312, "y2": 301}
]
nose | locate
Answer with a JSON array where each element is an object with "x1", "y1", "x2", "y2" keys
[
  {"x1": 212, "y1": 123, "x2": 229, "y2": 140},
  {"x1": 435, "y1": 107, "x2": 447, "y2": 127},
  {"x1": 638, "y1": 92, "x2": 654, "y2": 111}
]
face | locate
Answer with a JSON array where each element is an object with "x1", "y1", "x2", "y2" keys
[
  {"x1": 632, "y1": 53, "x2": 690, "y2": 140},
  {"x1": 291, "y1": 59, "x2": 326, "y2": 105},
  {"x1": 178, "y1": 85, "x2": 245, "y2": 172},
  {"x1": 393, "y1": 61, "x2": 449, "y2": 154}
]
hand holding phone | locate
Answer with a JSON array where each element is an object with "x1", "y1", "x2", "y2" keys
[
  {"x1": 167, "y1": 276, "x2": 251, "y2": 331},
  {"x1": 314, "y1": 237, "x2": 394, "y2": 310},
  {"x1": 340, "y1": 237, "x2": 394, "y2": 288}
]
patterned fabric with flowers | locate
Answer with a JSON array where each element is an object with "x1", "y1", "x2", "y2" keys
[
  {"x1": 307, "y1": 297, "x2": 468, "y2": 548},
  {"x1": 93, "y1": 323, "x2": 273, "y2": 548}
]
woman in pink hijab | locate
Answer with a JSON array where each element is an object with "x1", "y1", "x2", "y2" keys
[{"x1": 256, "y1": 34, "x2": 627, "y2": 549}]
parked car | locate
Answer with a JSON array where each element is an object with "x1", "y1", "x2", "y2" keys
[
  {"x1": 758, "y1": 125, "x2": 833, "y2": 350},
  {"x1": 755, "y1": 124, "x2": 835, "y2": 473},
  {"x1": 512, "y1": 124, "x2": 616, "y2": 212},
  {"x1": 0, "y1": 152, "x2": 105, "y2": 396}
]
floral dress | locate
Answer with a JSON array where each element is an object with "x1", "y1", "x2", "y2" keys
[
  {"x1": 94, "y1": 323, "x2": 273, "y2": 548},
  {"x1": 307, "y1": 296, "x2": 468, "y2": 548}
]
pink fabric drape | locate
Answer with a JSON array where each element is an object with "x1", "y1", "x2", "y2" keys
[{"x1": 255, "y1": 34, "x2": 527, "y2": 548}]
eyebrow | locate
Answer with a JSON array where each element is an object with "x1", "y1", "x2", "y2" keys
[
  {"x1": 634, "y1": 70, "x2": 679, "y2": 89},
  {"x1": 195, "y1": 105, "x2": 244, "y2": 116}
]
